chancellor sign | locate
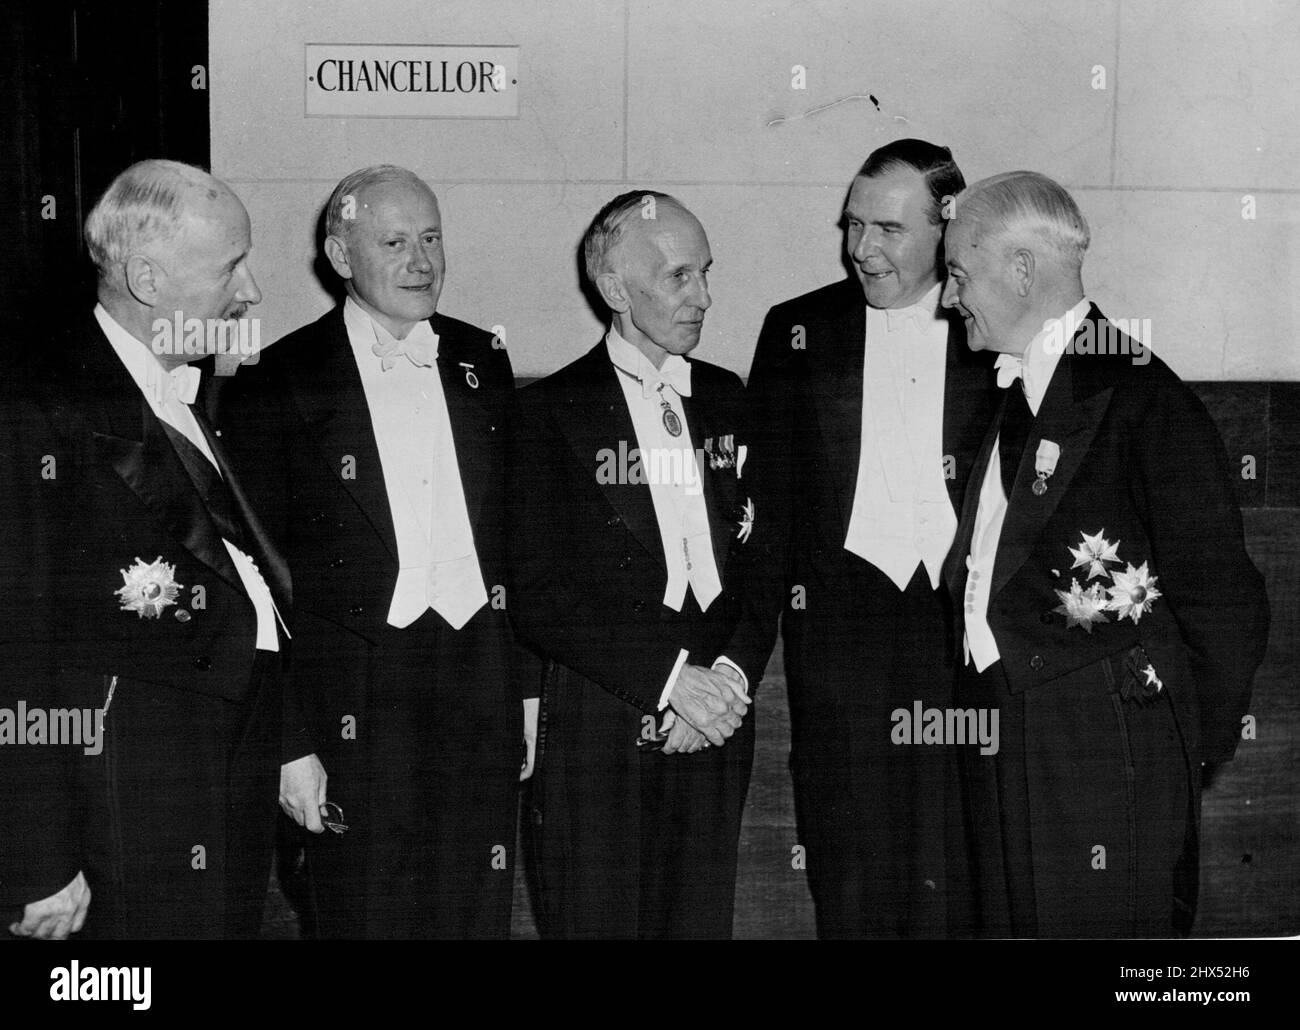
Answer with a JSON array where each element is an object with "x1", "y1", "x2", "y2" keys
[{"x1": 305, "y1": 44, "x2": 520, "y2": 118}]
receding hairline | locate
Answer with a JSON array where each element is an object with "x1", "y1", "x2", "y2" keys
[
  {"x1": 83, "y1": 159, "x2": 246, "y2": 280},
  {"x1": 326, "y1": 166, "x2": 439, "y2": 241},
  {"x1": 605, "y1": 199, "x2": 704, "y2": 268},
  {"x1": 949, "y1": 172, "x2": 1090, "y2": 266}
]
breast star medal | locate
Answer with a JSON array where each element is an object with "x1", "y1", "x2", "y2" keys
[
  {"x1": 657, "y1": 383, "x2": 682, "y2": 437},
  {"x1": 115, "y1": 556, "x2": 182, "y2": 619}
]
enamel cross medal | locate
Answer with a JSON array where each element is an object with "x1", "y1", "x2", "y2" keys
[{"x1": 657, "y1": 383, "x2": 682, "y2": 437}]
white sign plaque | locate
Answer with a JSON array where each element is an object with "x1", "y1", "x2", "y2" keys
[{"x1": 305, "y1": 44, "x2": 520, "y2": 119}]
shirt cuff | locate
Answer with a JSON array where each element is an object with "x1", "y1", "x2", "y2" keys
[
  {"x1": 658, "y1": 648, "x2": 690, "y2": 711},
  {"x1": 712, "y1": 656, "x2": 750, "y2": 699}
]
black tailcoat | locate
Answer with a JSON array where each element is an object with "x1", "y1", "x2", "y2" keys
[
  {"x1": 507, "y1": 341, "x2": 780, "y2": 939},
  {"x1": 746, "y1": 278, "x2": 997, "y2": 937},
  {"x1": 0, "y1": 320, "x2": 288, "y2": 938},
  {"x1": 216, "y1": 305, "x2": 523, "y2": 939},
  {"x1": 942, "y1": 306, "x2": 1270, "y2": 937}
]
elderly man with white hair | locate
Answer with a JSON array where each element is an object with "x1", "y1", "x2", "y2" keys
[
  {"x1": 940, "y1": 171, "x2": 1269, "y2": 937},
  {"x1": 0, "y1": 158, "x2": 295, "y2": 939}
]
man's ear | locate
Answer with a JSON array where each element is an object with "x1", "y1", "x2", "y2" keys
[
  {"x1": 123, "y1": 254, "x2": 161, "y2": 306},
  {"x1": 324, "y1": 235, "x2": 353, "y2": 280},
  {"x1": 595, "y1": 271, "x2": 630, "y2": 314},
  {"x1": 1011, "y1": 247, "x2": 1035, "y2": 297}
]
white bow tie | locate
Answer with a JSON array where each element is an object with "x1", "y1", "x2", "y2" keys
[
  {"x1": 373, "y1": 323, "x2": 439, "y2": 371},
  {"x1": 633, "y1": 356, "x2": 692, "y2": 399},
  {"x1": 654, "y1": 358, "x2": 692, "y2": 397},
  {"x1": 154, "y1": 363, "x2": 201, "y2": 405},
  {"x1": 995, "y1": 353, "x2": 1024, "y2": 389}
]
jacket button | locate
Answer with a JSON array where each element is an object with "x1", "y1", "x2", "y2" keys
[
  {"x1": 329, "y1": 557, "x2": 346, "y2": 569},
  {"x1": 1039, "y1": 611, "x2": 1054, "y2": 625},
  {"x1": 1029, "y1": 655, "x2": 1044, "y2": 671},
  {"x1": 308, "y1": 511, "x2": 327, "y2": 524},
  {"x1": 632, "y1": 600, "x2": 646, "y2": 613},
  {"x1": 349, "y1": 605, "x2": 365, "y2": 616},
  {"x1": 618, "y1": 556, "x2": 633, "y2": 570},
  {"x1": 606, "y1": 515, "x2": 622, "y2": 528},
  {"x1": 193, "y1": 656, "x2": 212, "y2": 671}
]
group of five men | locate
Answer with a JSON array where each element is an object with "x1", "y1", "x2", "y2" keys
[{"x1": 1, "y1": 138, "x2": 1268, "y2": 940}]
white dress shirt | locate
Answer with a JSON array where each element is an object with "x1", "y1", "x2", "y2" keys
[
  {"x1": 844, "y1": 283, "x2": 956, "y2": 590},
  {"x1": 964, "y1": 298, "x2": 1090, "y2": 670},
  {"x1": 343, "y1": 297, "x2": 488, "y2": 631},
  {"x1": 95, "y1": 304, "x2": 285, "y2": 651},
  {"x1": 604, "y1": 330, "x2": 747, "y2": 715}
]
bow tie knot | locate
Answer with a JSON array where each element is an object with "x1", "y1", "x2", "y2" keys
[
  {"x1": 373, "y1": 327, "x2": 439, "y2": 371},
  {"x1": 649, "y1": 358, "x2": 692, "y2": 398},
  {"x1": 151, "y1": 363, "x2": 201, "y2": 405},
  {"x1": 995, "y1": 354, "x2": 1025, "y2": 389}
]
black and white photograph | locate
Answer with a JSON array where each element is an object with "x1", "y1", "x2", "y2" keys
[{"x1": 0, "y1": 0, "x2": 1294, "y2": 1013}]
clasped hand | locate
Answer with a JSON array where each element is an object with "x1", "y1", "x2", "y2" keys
[{"x1": 667, "y1": 664, "x2": 749, "y2": 747}]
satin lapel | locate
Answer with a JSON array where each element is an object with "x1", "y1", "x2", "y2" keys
[
  {"x1": 942, "y1": 322, "x2": 962, "y2": 512},
  {"x1": 941, "y1": 316, "x2": 995, "y2": 511},
  {"x1": 284, "y1": 310, "x2": 399, "y2": 562},
  {"x1": 943, "y1": 393, "x2": 1003, "y2": 596},
  {"x1": 555, "y1": 344, "x2": 666, "y2": 567},
  {"x1": 193, "y1": 410, "x2": 293, "y2": 610},
  {"x1": 434, "y1": 316, "x2": 496, "y2": 528},
  {"x1": 93, "y1": 409, "x2": 245, "y2": 591},
  {"x1": 809, "y1": 298, "x2": 866, "y2": 540},
  {"x1": 54, "y1": 326, "x2": 247, "y2": 591},
  {"x1": 990, "y1": 349, "x2": 1114, "y2": 601}
]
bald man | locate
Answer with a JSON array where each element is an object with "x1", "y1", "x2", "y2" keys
[
  {"x1": 508, "y1": 191, "x2": 780, "y2": 939},
  {"x1": 0, "y1": 159, "x2": 294, "y2": 939},
  {"x1": 216, "y1": 165, "x2": 527, "y2": 939},
  {"x1": 941, "y1": 171, "x2": 1269, "y2": 937}
]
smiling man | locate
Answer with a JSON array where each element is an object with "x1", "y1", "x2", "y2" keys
[
  {"x1": 508, "y1": 191, "x2": 780, "y2": 938},
  {"x1": 216, "y1": 165, "x2": 529, "y2": 938},
  {"x1": 745, "y1": 140, "x2": 997, "y2": 938},
  {"x1": 940, "y1": 171, "x2": 1269, "y2": 937}
]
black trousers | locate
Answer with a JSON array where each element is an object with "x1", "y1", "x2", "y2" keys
[
  {"x1": 786, "y1": 563, "x2": 971, "y2": 939},
  {"x1": 79, "y1": 651, "x2": 282, "y2": 940},
  {"x1": 955, "y1": 653, "x2": 1195, "y2": 938},
  {"x1": 302, "y1": 610, "x2": 519, "y2": 940},
  {"x1": 533, "y1": 656, "x2": 755, "y2": 940}
]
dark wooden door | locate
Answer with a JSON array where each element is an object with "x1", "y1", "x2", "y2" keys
[{"x1": 0, "y1": 0, "x2": 209, "y2": 337}]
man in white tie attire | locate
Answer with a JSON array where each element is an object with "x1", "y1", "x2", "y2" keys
[
  {"x1": 217, "y1": 165, "x2": 529, "y2": 938},
  {"x1": 508, "y1": 191, "x2": 781, "y2": 938}
]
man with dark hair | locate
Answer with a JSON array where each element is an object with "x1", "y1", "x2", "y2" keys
[
  {"x1": 215, "y1": 164, "x2": 527, "y2": 938},
  {"x1": 941, "y1": 171, "x2": 1268, "y2": 937},
  {"x1": 508, "y1": 190, "x2": 780, "y2": 938},
  {"x1": 747, "y1": 139, "x2": 996, "y2": 937}
]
